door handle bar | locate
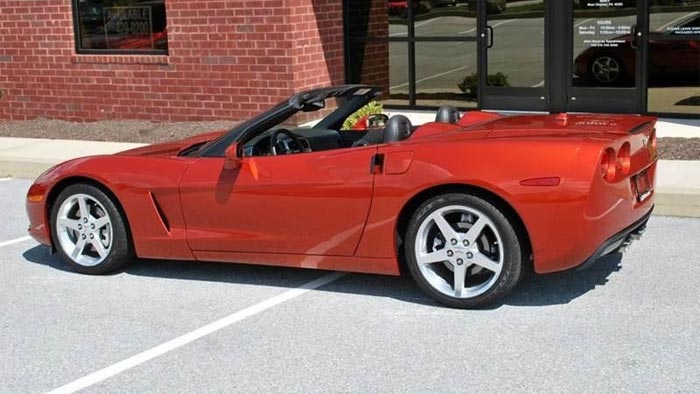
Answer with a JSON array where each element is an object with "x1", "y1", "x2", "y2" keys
[
  {"x1": 630, "y1": 24, "x2": 639, "y2": 49},
  {"x1": 486, "y1": 25, "x2": 494, "y2": 49}
]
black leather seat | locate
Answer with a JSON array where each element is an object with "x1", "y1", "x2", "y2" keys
[
  {"x1": 351, "y1": 114, "x2": 413, "y2": 147},
  {"x1": 383, "y1": 115, "x2": 412, "y2": 143},
  {"x1": 435, "y1": 105, "x2": 460, "y2": 124}
]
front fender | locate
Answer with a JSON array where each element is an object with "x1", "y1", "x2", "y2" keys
[{"x1": 32, "y1": 155, "x2": 196, "y2": 260}]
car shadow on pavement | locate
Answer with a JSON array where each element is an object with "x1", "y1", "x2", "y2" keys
[{"x1": 23, "y1": 245, "x2": 622, "y2": 309}]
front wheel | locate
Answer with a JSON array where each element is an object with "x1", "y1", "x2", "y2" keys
[
  {"x1": 404, "y1": 193, "x2": 523, "y2": 308},
  {"x1": 50, "y1": 184, "x2": 133, "y2": 274}
]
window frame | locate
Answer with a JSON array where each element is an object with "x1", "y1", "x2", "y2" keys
[
  {"x1": 344, "y1": 0, "x2": 479, "y2": 109},
  {"x1": 71, "y1": 0, "x2": 169, "y2": 56}
]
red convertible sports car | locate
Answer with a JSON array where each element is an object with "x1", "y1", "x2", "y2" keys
[{"x1": 26, "y1": 85, "x2": 657, "y2": 308}]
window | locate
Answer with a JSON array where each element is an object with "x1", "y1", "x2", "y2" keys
[
  {"x1": 73, "y1": 0, "x2": 168, "y2": 54},
  {"x1": 646, "y1": 3, "x2": 700, "y2": 114},
  {"x1": 345, "y1": 0, "x2": 478, "y2": 108}
]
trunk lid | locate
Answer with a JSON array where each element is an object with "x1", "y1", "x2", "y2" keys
[{"x1": 477, "y1": 113, "x2": 657, "y2": 139}]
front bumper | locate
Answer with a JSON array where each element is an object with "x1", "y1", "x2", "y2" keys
[
  {"x1": 575, "y1": 206, "x2": 653, "y2": 271},
  {"x1": 26, "y1": 182, "x2": 52, "y2": 247}
]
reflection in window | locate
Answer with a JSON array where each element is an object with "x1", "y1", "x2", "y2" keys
[
  {"x1": 486, "y1": 0, "x2": 545, "y2": 87},
  {"x1": 74, "y1": 0, "x2": 168, "y2": 53},
  {"x1": 413, "y1": 8, "x2": 478, "y2": 38},
  {"x1": 347, "y1": 41, "x2": 407, "y2": 105},
  {"x1": 572, "y1": 2, "x2": 637, "y2": 87},
  {"x1": 415, "y1": 42, "x2": 478, "y2": 108},
  {"x1": 347, "y1": 0, "x2": 395, "y2": 38},
  {"x1": 647, "y1": 3, "x2": 700, "y2": 114}
]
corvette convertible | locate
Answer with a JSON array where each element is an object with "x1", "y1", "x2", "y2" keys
[{"x1": 26, "y1": 85, "x2": 657, "y2": 308}]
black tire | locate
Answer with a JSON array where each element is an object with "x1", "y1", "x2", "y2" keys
[
  {"x1": 404, "y1": 193, "x2": 523, "y2": 308},
  {"x1": 50, "y1": 183, "x2": 133, "y2": 275}
]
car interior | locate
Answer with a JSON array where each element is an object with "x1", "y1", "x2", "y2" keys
[{"x1": 242, "y1": 103, "x2": 461, "y2": 157}]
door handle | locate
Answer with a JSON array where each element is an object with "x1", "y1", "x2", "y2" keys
[
  {"x1": 630, "y1": 24, "x2": 640, "y2": 49},
  {"x1": 370, "y1": 153, "x2": 384, "y2": 174},
  {"x1": 486, "y1": 25, "x2": 494, "y2": 49}
]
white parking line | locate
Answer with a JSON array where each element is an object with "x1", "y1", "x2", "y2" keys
[
  {"x1": 389, "y1": 19, "x2": 439, "y2": 37},
  {"x1": 44, "y1": 271, "x2": 346, "y2": 394},
  {"x1": 391, "y1": 64, "x2": 473, "y2": 90},
  {"x1": 657, "y1": 12, "x2": 698, "y2": 32},
  {"x1": 0, "y1": 177, "x2": 12, "y2": 182},
  {"x1": 574, "y1": 18, "x2": 594, "y2": 28},
  {"x1": 0, "y1": 236, "x2": 32, "y2": 248},
  {"x1": 459, "y1": 19, "x2": 514, "y2": 34}
]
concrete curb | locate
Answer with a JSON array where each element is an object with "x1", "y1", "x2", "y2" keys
[
  {"x1": 0, "y1": 137, "x2": 145, "y2": 178},
  {"x1": 653, "y1": 192, "x2": 700, "y2": 218},
  {"x1": 0, "y1": 137, "x2": 699, "y2": 217}
]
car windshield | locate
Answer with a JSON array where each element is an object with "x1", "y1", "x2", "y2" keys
[{"x1": 195, "y1": 85, "x2": 380, "y2": 157}]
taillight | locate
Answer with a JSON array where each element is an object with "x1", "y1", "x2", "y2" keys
[
  {"x1": 617, "y1": 142, "x2": 631, "y2": 175},
  {"x1": 650, "y1": 129, "x2": 657, "y2": 158},
  {"x1": 601, "y1": 148, "x2": 616, "y2": 181}
]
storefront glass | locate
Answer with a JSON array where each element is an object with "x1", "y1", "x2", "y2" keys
[
  {"x1": 646, "y1": 2, "x2": 700, "y2": 114},
  {"x1": 486, "y1": 0, "x2": 545, "y2": 88},
  {"x1": 415, "y1": 42, "x2": 478, "y2": 107},
  {"x1": 572, "y1": 1, "x2": 639, "y2": 88},
  {"x1": 346, "y1": 0, "x2": 479, "y2": 107},
  {"x1": 345, "y1": 0, "x2": 700, "y2": 116}
]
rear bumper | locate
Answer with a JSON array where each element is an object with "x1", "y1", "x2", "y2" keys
[{"x1": 574, "y1": 206, "x2": 653, "y2": 271}]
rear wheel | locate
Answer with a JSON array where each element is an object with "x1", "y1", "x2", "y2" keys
[
  {"x1": 404, "y1": 193, "x2": 523, "y2": 308},
  {"x1": 50, "y1": 184, "x2": 133, "y2": 274}
]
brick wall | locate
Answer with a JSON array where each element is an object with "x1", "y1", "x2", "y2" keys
[{"x1": 0, "y1": 0, "x2": 345, "y2": 122}]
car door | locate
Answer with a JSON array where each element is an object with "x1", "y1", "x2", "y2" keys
[{"x1": 178, "y1": 146, "x2": 378, "y2": 256}]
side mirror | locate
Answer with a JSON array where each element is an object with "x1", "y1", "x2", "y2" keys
[{"x1": 224, "y1": 143, "x2": 242, "y2": 170}]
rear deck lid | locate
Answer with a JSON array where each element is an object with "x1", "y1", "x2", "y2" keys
[{"x1": 474, "y1": 113, "x2": 657, "y2": 139}]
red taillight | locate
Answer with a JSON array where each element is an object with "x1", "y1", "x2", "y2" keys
[
  {"x1": 650, "y1": 129, "x2": 657, "y2": 158},
  {"x1": 601, "y1": 148, "x2": 617, "y2": 181},
  {"x1": 618, "y1": 142, "x2": 631, "y2": 175}
]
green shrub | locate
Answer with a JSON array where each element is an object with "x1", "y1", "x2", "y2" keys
[
  {"x1": 457, "y1": 72, "x2": 510, "y2": 98},
  {"x1": 342, "y1": 101, "x2": 384, "y2": 129}
]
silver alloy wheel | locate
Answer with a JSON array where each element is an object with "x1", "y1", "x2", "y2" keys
[
  {"x1": 56, "y1": 193, "x2": 113, "y2": 267},
  {"x1": 414, "y1": 205, "x2": 504, "y2": 299},
  {"x1": 591, "y1": 56, "x2": 621, "y2": 84}
]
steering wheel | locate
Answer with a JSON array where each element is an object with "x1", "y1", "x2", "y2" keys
[{"x1": 269, "y1": 128, "x2": 306, "y2": 155}]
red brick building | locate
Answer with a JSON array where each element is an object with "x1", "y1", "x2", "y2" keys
[
  {"x1": 1, "y1": 1, "x2": 698, "y2": 121},
  {"x1": 0, "y1": 0, "x2": 348, "y2": 122}
]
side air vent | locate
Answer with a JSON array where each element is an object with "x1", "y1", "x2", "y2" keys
[{"x1": 149, "y1": 192, "x2": 171, "y2": 232}]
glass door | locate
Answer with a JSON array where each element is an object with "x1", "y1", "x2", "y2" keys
[
  {"x1": 567, "y1": 0, "x2": 645, "y2": 113},
  {"x1": 479, "y1": 0, "x2": 548, "y2": 111}
]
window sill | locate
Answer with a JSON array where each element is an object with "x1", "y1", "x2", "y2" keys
[{"x1": 71, "y1": 54, "x2": 169, "y2": 65}]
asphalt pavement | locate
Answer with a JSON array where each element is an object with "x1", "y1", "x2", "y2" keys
[{"x1": 1, "y1": 177, "x2": 699, "y2": 393}]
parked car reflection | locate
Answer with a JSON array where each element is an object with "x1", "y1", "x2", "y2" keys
[{"x1": 573, "y1": 13, "x2": 700, "y2": 87}]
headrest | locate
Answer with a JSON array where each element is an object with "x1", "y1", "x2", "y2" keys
[
  {"x1": 435, "y1": 105, "x2": 460, "y2": 124},
  {"x1": 383, "y1": 115, "x2": 413, "y2": 143}
]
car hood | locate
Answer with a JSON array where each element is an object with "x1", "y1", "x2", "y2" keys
[{"x1": 117, "y1": 131, "x2": 225, "y2": 157}]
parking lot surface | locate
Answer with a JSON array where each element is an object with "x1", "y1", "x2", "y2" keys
[{"x1": 1, "y1": 177, "x2": 699, "y2": 393}]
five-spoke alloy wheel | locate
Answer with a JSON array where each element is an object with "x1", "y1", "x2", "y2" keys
[
  {"x1": 590, "y1": 55, "x2": 624, "y2": 85},
  {"x1": 51, "y1": 184, "x2": 133, "y2": 274},
  {"x1": 405, "y1": 193, "x2": 524, "y2": 308}
]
